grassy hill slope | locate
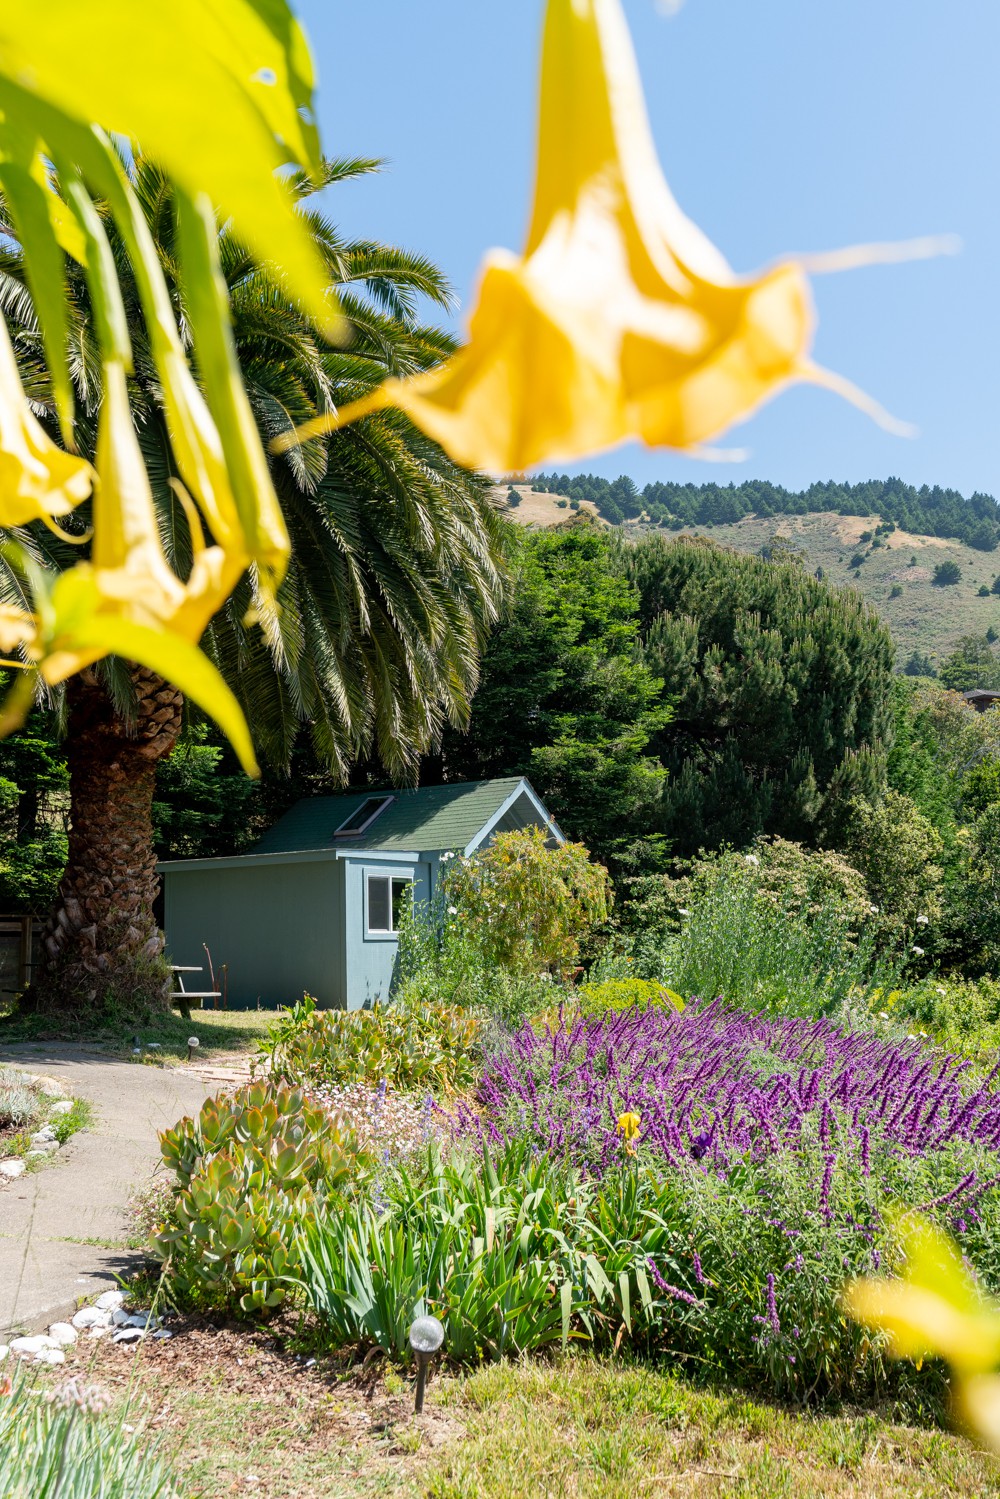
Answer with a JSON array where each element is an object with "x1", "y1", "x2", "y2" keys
[{"x1": 498, "y1": 486, "x2": 996, "y2": 666}]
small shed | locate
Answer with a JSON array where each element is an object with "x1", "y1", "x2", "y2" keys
[
  {"x1": 159, "y1": 776, "x2": 563, "y2": 1010},
  {"x1": 964, "y1": 689, "x2": 1000, "y2": 713}
]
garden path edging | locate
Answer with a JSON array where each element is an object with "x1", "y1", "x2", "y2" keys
[{"x1": 0, "y1": 1041, "x2": 210, "y2": 1336}]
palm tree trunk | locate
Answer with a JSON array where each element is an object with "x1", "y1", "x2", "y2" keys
[{"x1": 30, "y1": 665, "x2": 183, "y2": 1021}]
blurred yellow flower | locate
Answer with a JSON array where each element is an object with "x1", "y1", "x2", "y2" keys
[
  {"x1": 281, "y1": 0, "x2": 928, "y2": 474},
  {"x1": 617, "y1": 1110, "x2": 641, "y2": 1144},
  {"x1": 0, "y1": 315, "x2": 92, "y2": 532},
  {"x1": 846, "y1": 1214, "x2": 1000, "y2": 1452}
]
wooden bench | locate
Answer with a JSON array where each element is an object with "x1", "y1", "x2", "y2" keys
[{"x1": 171, "y1": 965, "x2": 221, "y2": 1018}]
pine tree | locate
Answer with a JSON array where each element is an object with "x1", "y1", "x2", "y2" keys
[{"x1": 620, "y1": 535, "x2": 896, "y2": 853}]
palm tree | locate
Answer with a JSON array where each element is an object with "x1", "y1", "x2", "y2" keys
[{"x1": 0, "y1": 156, "x2": 508, "y2": 1019}]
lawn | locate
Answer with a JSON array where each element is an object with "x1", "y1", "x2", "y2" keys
[
  {"x1": 0, "y1": 1002, "x2": 277, "y2": 1063},
  {"x1": 44, "y1": 1331, "x2": 1000, "y2": 1498}
]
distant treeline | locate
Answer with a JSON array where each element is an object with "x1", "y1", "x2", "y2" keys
[{"x1": 530, "y1": 473, "x2": 1000, "y2": 551}]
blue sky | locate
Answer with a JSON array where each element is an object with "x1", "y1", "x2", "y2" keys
[{"x1": 298, "y1": 0, "x2": 999, "y2": 498}]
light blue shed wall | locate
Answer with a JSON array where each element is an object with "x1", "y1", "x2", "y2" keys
[
  {"x1": 164, "y1": 859, "x2": 346, "y2": 1010},
  {"x1": 342, "y1": 854, "x2": 431, "y2": 1009}
]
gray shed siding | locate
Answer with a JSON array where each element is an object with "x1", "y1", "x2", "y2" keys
[
  {"x1": 342, "y1": 854, "x2": 432, "y2": 1008},
  {"x1": 164, "y1": 857, "x2": 347, "y2": 1010}
]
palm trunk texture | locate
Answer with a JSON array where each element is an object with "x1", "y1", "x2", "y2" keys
[{"x1": 31, "y1": 665, "x2": 183, "y2": 1019}]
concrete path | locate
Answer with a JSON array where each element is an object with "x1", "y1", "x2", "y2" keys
[{"x1": 0, "y1": 1043, "x2": 214, "y2": 1336}]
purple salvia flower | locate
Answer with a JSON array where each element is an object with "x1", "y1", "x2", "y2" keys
[{"x1": 819, "y1": 1155, "x2": 835, "y2": 1219}]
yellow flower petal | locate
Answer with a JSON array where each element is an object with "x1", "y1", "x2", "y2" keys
[
  {"x1": 0, "y1": 314, "x2": 92, "y2": 527},
  {"x1": 957, "y1": 1374, "x2": 1000, "y2": 1454},
  {"x1": 281, "y1": 0, "x2": 908, "y2": 472},
  {"x1": 845, "y1": 1215, "x2": 1000, "y2": 1376}
]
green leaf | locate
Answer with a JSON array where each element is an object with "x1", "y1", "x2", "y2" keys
[
  {"x1": 47, "y1": 571, "x2": 259, "y2": 774},
  {"x1": 0, "y1": 1, "x2": 336, "y2": 333}
]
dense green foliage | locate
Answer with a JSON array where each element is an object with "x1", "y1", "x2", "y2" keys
[
  {"x1": 624, "y1": 535, "x2": 896, "y2": 853},
  {"x1": 0, "y1": 710, "x2": 67, "y2": 912},
  {"x1": 439, "y1": 528, "x2": 895, "y2": 861},
  {"x1": 939, "y1": 634, "x2": 1000, "y2": 692},
  {"x1": 443, "y1": 829, "x2": 612, "y2": 977},
  {"x1": 439, "y1": 527, "x2": 668, "y2": 862},
  {"x1": 533, "y1": 472, "x2": 1000, "y2": 550},
  {"x1": 885, "y1": 682, "x2": 1000, "y2": 973},
  {"x1": 607, "y1": 848, "x2": 902, "y2": 1016}
]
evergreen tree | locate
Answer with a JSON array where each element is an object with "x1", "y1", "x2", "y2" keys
[
  {"x1": 902, "y1": 650, "x2": 936, "y2": 677},
  {"x1": 620, "y1": 536, "x2": 896, "y2": 853},
  {"x1": 939, "y1": 635, "x2": 1000, "y2": 693},
  {"x1": 439, "y1": 528, "x2": 668, "y2": 863}
]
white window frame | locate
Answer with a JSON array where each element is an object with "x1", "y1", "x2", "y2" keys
[
  {"x1": 364, "y1": 871, "x2": 412, "y2": 940},
  {"x1": 334, "y1": 795, "x2": 394, "y2": 839}
]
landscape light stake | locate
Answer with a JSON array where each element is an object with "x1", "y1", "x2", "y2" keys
[
  {"x1": 409, "y1": 1315, "x2": 444, "y2": 1414},
  {"x1": 187, "y1": 1036, "x2": 200, "y2": 1063}
]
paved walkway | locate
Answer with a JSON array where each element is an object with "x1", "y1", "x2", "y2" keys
[{"x1": 0, "y1": 1043, "x2": 214, "y2": 1335}]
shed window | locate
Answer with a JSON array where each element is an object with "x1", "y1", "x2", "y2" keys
[
  {"x1": 335, "y1": 796, "x2": 394, "y2": 838},
  {"x1": 367, "y1": 875, "x2": 410, "y2": 934}
]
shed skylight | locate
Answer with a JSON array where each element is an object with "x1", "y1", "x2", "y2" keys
[{"x1": 333, "y1": 795, "x2": 394, "y2": 838}]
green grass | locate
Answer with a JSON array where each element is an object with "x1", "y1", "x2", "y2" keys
[
  {"x1": 636, "y1": 510, "x2": 1000, "y2": 665},
  {"x1": 50, "y1": 1337, "x2": 1000, "y2": 1499},
  {"x1": 0, "y1": 1003, "x2": 276, "y2": 1062},
  {"x1": 423, "y1": 1360, "x2": 999, "y2": 1498}
]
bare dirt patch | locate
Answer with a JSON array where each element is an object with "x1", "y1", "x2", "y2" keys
[
  {"x1": 492, "y1": 484, "x2": 603, "y2": 528},
  {"x1": 58, "y1": 1318, "x2": 459, "y2": 1498}
]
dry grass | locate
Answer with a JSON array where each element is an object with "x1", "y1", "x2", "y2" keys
[{"x1": 44, "y1": 1322, "x2": 1000, "y2": 1498}]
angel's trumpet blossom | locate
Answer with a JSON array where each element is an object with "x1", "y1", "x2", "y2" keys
[
  {"x1": 14, "y1": 360, "x2": 257, "y2": 773},
  {"x1": 846, "y1": 1214, "x2": 1000, "y2": 1455},
  {"x1": 0, "y1": 314, "x2": 92, "y2": 529},
  {"x1": 281, "y1": 0, "x2": 940, "y2": 473}
]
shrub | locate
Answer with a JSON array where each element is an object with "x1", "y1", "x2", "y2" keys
[
  {"x1": 445, "y1": 828, "x2": 612, "y2": 977},
  {"x1": 623, "y1": 865, "x2": 898, "y2": 1017},
  {"x1": 0, "y1": 1067, "x2": 41, "y2": 1131},
  {"x1": 263, "y1": 993, "x2": 481, "y2": 1095},
  {"x1": 839, "y1": 790, "x2": 944, "y2": 940},
  {"x1": 933, "y1": 560, "x2": 962, "y2": 586},
  {"x1": 854, "y1": 974, "x2": 1000, "y2": 1059},
  {"x1": 622, "y1": 837, "x2": 873, "y2": 947},
  {"x1": 155, "y1": 1080, "x2": 369, "y2": 1314},
  {"x1": 395, "y1": 886, "x2": 555, "y2": 1031},
  {"x1": 0, "y1": 1366, "x2": 178, "y2": 1498},
  {"x1": 577, "y1": 977, "x2": 684, "y2": 1016}
]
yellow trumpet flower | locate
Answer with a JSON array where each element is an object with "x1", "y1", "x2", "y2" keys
[
  {"x1": 845, "y1": 1213, "x2": 1000, "y2": 1376},
  {"x1": 617, "y1": 1111, "x2": 642, "y2": 1148},
  {"x1": 279, "y1": 0, "x2": 933, "y2": 474},
  {"x1": 0, "y1": 314, "x2": 92, "y2": 531},
  {"x1": 846, "y1": 1214, "x2": 1000, "y2": 1454}
]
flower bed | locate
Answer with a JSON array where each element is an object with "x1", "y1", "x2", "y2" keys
[{"x1": 465, "y1": 1001, "x2": 1000, "y2": 1195}]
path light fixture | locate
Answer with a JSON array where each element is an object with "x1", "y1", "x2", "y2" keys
[
  {"x1": 186, "y1": 1036, "x2": 200, "y2": 1063},
  {"x1": 409, "y1": 1315, "x2": 444, "y2": 1414}
]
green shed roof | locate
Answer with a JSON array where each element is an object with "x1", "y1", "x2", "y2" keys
[{"x1": 251, "y1": 777, "x2": 536, "y2": 856}]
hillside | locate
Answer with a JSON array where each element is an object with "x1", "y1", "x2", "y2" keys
[{"x1": 496, "y1": 484, "x2": 998, "y2": 666}]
